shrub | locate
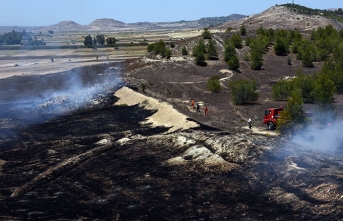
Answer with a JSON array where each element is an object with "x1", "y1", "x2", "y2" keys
[
  {"x1": 202, "y1": 28, "x2": 212, "y2": 39},
  {"x1": 207, "y1": 75, "x2": 221, "y2": 92},
  {"x1": 227, "y1": 54, "x2": 240, "y2": 71},
  {"x1": 272, "y1": 79, "x2": 293, "y2": 101},
  {"x1": 181, "y1": 46, "x2": 188, "y2": 55},
  {"x1": 229, "y1": 80, "x2": 259, "y2": 105}
]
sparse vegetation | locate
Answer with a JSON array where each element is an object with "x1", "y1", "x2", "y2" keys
[{"x1": 146, "y1": 39, "x2": 171, "y2": 58}]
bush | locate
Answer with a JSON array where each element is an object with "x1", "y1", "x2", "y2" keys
[
  {"x1": 240, "y1": 24, "x2": 246, "y2": 36},
  {"x1": 192, "y1": 39, "x2": 206, "y2": 66},
  {"x1": 229, "y1": 80, "x2": 259, "y2": 105},
  {"x1": 206, "y1": 40, "x2": 218, "y2": 60},
  {"x1": 181, "y1": 46, "x2": 188, "y2": 55},
  {"x1": 202, "y1": 28, "x2": 212, "y2": 39},
  {"x1": 227, "y1": 54, "x2": 240, "y2": 71},
  {"x1": 272, "y1": 79, "x2": 292, "y2": 101},
  {"x1": 207, "y1": 75, "x2": 221, "y2": 92}
]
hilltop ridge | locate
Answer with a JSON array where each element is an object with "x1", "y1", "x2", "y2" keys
[{"x1": 217, "y1": 5, "x2": 343, "y2": 32}]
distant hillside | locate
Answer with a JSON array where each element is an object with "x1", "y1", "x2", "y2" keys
[
  {"x1": 87, "y1": 18, "x2": 125, "y2": 30},
  {"x1": 47, "y1": 21, "x2": 85, "y2": 31},
  {"x1": 0, "y1": 14, "x2": 246, "y2": 33},
  {"x1": 196, "y1": 14, "x2": 246, "y2": 27},
  {"x1": 217, "y1": 5, "x2": 343, "y2": 32}
]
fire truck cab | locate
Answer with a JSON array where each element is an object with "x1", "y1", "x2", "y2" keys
[{"x1": 263, "y1": 106, "x2": 283, "y2": 130}]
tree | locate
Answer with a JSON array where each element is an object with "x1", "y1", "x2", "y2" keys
[
  {"x1": 48, "y1": 30, "x2": 54, "y2": 34},
  {"x1": 181, "y1": 46, "x2": 188, "y2": 55},
  {"x1": 226, "y1": 27, "x2": 233, "y2": 33},
  {"x1": 165, "y1": 48, "x2": 172, "y2": 59},
  {"x1": 192, "y1": 39, "x2": 206, "y2": 66},
  {"x1": 93, "y1": 37, "x2": 97, "y2": 46},
  {"x1": 224, "y1": 41, "x2": 236, "y2": 61},
  {"x1": 84, "y1": 35, "x2": 93, "y2": 47},
  {"x1": 277, "y1": 90, "x2": 307, "y2": 136},
  {"x1": 229, "y1": 80, "x2": 259, "y2": 105},
  {"x1": 240, "y1": 24, "x2": 246, "y2": 36},
  {"x1": 230, "y1": 34, "x2": 242, "y2": 49},
  {"x1": 207, "y1": 75, "x2": 221, "y2": 92},
  {"x1": 147, "y1": 43, "x2": 155, "y2": 52},
  {"x1": 272, "y1": 79, "x2": 293, "y2": 101},
  {"x1": 106, "y1": 37, "x2": 117, "y2": 46},
  {"x1": 292, "y1": 71, "x2": 315, "y2": 103},
  {"x1": 227, "y1": 54, "x2": 240, "y2": 71},
  {"x1": 96, "y1": 35, "x2": 105, "y2": 45},
  {"x1": 154, "y1": 39, "x2": 167, "y2": 56},
  {"x1": 313, "y1": 73, "x2": 336, "y2": 124},
  {"x1": 298, "y1": 39, "x2": 316, "y2": 67},
  {"x1": 206, "y1": 40, "x2": 218, "y2": 60},
  {"x1": 202, "y1": 28, "x2": 212, "y2": 39},
  {"x1": 274, "y1": 38, "x2": 289, "y2": 55},
  {"x1": 250, "y1": 49, "x2": 263, "y2": 70}
]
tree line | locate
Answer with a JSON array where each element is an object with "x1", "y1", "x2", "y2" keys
[
  {"x1": 83, "y1": 34, "x2": 117, "y2": 47},
  {"x1": 0, "y1": 30, "x2": 46, "y2": 46}
]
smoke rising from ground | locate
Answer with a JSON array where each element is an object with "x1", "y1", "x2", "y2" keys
[
  {"x1": 0, "y1": 63, "x2": 124, "y2": 130},
  {"x1": 292, "y1": 122, "x2": 343, "y2": 152}
]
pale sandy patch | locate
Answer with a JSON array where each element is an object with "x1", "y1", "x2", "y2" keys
[{"x1": 114, "y1": 86, "x2": 199, "y2": 133}]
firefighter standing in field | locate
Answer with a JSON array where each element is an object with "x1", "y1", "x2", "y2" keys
[
  {"x1": 204, "y1": 106, "x2": 208, "y2": 115},
  {"x1": 248, "y1": 118, "x2": 252, "y2": 129}
]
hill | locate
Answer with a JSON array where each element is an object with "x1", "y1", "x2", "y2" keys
[
  {"x1": 217, "y1": 5, "x2": 343, "y2": 32},
  {"x1": 47, "y1": 20, "x2": 85, "y2": 31},
  {"x1": 0, "y1": 14, "x2": 246, "y2": 33}
]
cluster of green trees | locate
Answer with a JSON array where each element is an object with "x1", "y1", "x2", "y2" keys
[
  {"x1": 223, "y1": 34, "x2": 242, "y2": 71},
  {"x1": 244, "y1": 25, "x2": 343, "y2": 69},
  {"x1": 0, "y1": 30, "x2": 45, "y2": 45},
  {"x1": 192, "y1": 29, "x2": 219, "y2": 65},
  {"x1": 273, "y1": 69, "x2": 337, "y2": 129},
  {"x1": 84, "y1": 34, "x2": 117, "y2": 48},
  {"x1": 147, "y1": 39, "x2": 172, "y2": 58}
]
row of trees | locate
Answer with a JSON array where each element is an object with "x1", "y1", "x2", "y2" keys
[
  {"x1": 84, "y1": 34, "x2": 116, "y2": 47},
  {"x1": 0, "y1": 30, "x2": 45, "y2": 45}
]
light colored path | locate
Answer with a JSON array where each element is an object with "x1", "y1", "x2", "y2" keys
[{"x1": 114, "y1": 86, "x2": 199, "y2": 133}]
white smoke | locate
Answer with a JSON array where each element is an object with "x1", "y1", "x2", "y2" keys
[{"x1": 292, "y1": 122, "x2": 343, "y2": 152}]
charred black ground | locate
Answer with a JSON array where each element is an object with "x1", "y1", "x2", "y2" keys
[{"x1": 0, "y1": 62, "x2": 342, "y2": 220}]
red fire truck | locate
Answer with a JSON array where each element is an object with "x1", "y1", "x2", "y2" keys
[{"x1": 263, "y1": 106, "x2": 283, "y2": 130}]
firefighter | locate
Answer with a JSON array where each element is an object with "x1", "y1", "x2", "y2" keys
[
  {"x1": 196, "y1": 103, "x2": 200, "y2": 113},
  {"x1": 191, "y1": 99, "x2": 195, "y2": 109},
  {"x1": 204, "y1": 106, "x2": 208, "y2": 115},
  {"x1": 248, "y1": 118, "x2": 252, "y2": 129}
]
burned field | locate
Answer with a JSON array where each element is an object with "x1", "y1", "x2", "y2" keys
[{"x1": 0, "y1": 62, "x2": 342, "y2": 220}]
